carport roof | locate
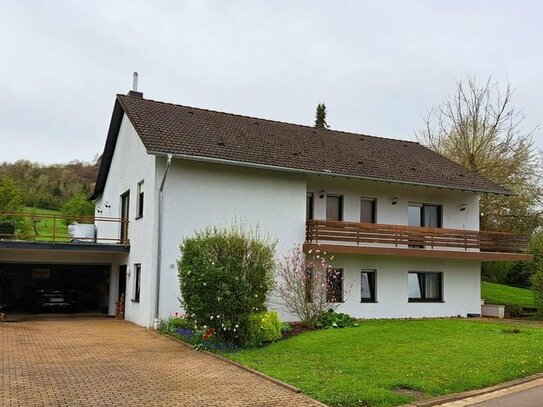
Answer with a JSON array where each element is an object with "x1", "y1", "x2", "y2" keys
[{"x1": 0, "y1": 241, "x2": 129, "y2": 253}]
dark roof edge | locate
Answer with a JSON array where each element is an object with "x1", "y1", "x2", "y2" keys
[
  {"x1": 88, "y1": 99, "x2": 125, "y2": 200},
  {"x1": 146, "y1": 150, "x2": 515, "y2": 196}
]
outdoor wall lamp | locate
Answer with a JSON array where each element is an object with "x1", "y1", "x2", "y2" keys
[
  {"x1": 460, "y1": 204, "x2": 467, "y2": 212},
  {"x1": 319, "y1": 190, "x2": 326, "y2": 198},
  {"x1": 104, "y1": 202, "x2": 111, "y2": 209},
  {"x1": 391, "y1": 197, "x2": 398, "y2": 205}
]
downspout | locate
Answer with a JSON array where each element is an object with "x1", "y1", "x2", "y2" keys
[{"x1": 153, "y1": 153, "x2": 173, "y2": 329}]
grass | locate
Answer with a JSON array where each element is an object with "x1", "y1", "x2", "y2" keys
[
  {"x1": 21, "y1": 206, "x2": 69, "y2": 241},
  {"x1": 225, "y1": 319, "x2": 543, "y2": 407},
  {"x1": 482, "y1": 281, "x2": 536, "y2": 309}
]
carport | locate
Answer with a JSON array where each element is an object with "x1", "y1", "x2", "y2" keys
[{"x1": 0, "y1": 235, "x2": 128, "y2": 318}]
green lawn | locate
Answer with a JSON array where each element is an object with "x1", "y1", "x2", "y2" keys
[
  {"x1": 482, "y1": 281, "x2": 536, "y2": 309},
  {"x1": 226, "y1": 319, "x2": 543, "y2": 407},
  {"x1": 21, "y1": 206, "x2": 69, "y2": 241}
]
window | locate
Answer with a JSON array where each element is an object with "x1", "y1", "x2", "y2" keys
[
  {"x1": 360, "y1": 270, "x2": 376, "y2": 302},
  {"x1": 326, "y1": 268, "x2": 343, "y2": 302},
  {"x1": 136, "y1": 181, "x2": 144, "y2": 219},
  {"x1": 360, "y1": 198, "x2": 376, "y2": 223},
  {"x1": 306, "y1": 193, "x2": 314, "y2": 220},
  {"x1": 133, "y1": 264, "x2": 141, "y2": 302},
  {"x1": 326, "y1": 195, "x2": 343, "y2": 221},
  {"x1": 408, "y1": 203, "x2": 442, "y2": 228},
  {"x1": 408, "y1": 272, "x2": 442, "y2": 302}
]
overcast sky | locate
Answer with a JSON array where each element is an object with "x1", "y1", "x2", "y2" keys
[{"x1": 0, "y1": 1, "x2": 541, "y2": 164}]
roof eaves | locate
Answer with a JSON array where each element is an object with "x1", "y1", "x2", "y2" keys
[{"x1": 145, "y1": 150, "x2": 515, "y2": 196}]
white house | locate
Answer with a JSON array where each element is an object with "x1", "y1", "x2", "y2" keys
[{"x1": 76, "y1": 89, "x2": 529, "y2": 327}]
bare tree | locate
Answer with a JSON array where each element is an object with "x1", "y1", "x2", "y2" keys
[{"x1": 416, "y1": 76, "x2": 542, "y2": 233}]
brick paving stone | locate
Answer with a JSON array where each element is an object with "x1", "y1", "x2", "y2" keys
[{"x1": 1, "y1": 317, "x2": 325, "y2": 407}]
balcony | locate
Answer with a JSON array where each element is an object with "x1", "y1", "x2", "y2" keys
[
  {"x1": 0, "y1": 211, "x2": 129, "y2": 252},
  {"x1": 305, "y1": 220, "x2": 532, "y2": 261}
]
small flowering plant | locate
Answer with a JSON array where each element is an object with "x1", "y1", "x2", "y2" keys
[{"x1": 159, "y1": 313, "x2": 225, "y2": 349}]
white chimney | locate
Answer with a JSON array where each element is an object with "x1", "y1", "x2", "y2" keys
[
  {"x1": 132, "y1": 72, "x2": 139, "y2": 92},
  {"x1": 128, "y1": 72, "x2": 143, "y2": 98}
]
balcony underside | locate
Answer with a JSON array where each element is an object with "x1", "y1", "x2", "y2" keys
[{"x1": 303, "y1": 243, "x2": 533, "y2": 261}]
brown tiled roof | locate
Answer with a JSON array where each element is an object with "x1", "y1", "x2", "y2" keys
[{"x1": 90, "y1": 94, "x2": 513, "y2": 199}]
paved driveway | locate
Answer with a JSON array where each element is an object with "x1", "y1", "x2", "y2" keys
[{"x1": 1, "y1": 317, "x2": 323, "y2": 407}]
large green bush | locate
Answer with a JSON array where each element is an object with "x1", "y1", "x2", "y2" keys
[
  {"x1": 178, "y1": 225, "x2": 276, "y2": 345},
  {"x1": 61, "y1": 194, "x2": 95, "y2": 224},
  {"x1": 245, "y1": 311, "x2": 282, "y2": 347}
]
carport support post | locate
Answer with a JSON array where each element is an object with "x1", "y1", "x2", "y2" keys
[{"x1": 154, "y1": 153, "x2": 172, "y2": 329}]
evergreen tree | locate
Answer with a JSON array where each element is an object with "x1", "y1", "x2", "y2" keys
[{"x1": 314, "y1": 103, "x2": 329, "y2": 129}]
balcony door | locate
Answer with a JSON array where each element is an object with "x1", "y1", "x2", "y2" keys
[
  {"x1": 408, "y1": 203, "x2": 441, "y2": 247},
  {"x1": 120, "y1": 191, "x2": 130, "y2": 243},
  {"x1": 326, "y1": 195, "x2": 343, "y2": 221}
]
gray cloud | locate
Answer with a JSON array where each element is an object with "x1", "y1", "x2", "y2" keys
[{"x1": 0, "y1": 0, "x2": 541, "y2": 164}]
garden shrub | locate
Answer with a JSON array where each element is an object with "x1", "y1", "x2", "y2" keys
[
  {"x1": 315, "y1": 309, "x2": 359, "y2": 329},
  {"x1": 178, "y1": 225, "x2": 276, "y2": 346},
  {"x1": 244, "y1": 311, "x2": 282, "y2": 347}
]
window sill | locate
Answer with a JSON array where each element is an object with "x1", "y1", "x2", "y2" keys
[
  {"x1": 131, "y1": 299, "x2": 140, "y2": 303},
  {"x1": 135, "y1": 216, "x2": 143, "y2": 221},
  {"x1": 408, "y1": 299, "x2": 444, "y2": 303},
  {"x1": 360, "y1": 300, "x2": 378, "y2": 303}
]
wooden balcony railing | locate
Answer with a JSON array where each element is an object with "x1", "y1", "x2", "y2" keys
[
  {"x1": 0, "y1": 211, "x2": 129, "y2": 246},
  {"x1": 306, "y1": 220, "x2": 529, "y2": 254}
]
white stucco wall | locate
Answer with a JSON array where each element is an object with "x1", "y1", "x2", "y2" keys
[
  {"x1": 331, "y1": 254, "x2": 481, "y2": 319},
  {"x1": 149, "y1": 159, "x2": 483, "y2": 323},
  {"x1": 156, "y1": 159, "x2": 307, "y2": 320},
  {"x1": 94, "y1": 114, "x2": 157, "y2": 327}
]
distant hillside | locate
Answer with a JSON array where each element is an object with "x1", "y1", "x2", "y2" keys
[
  {"x1": 481, "y1": 281, "x2": 535, "y2": 309},
  {"x1": 0, "y1": 159, "x2": 100, "y2": 210}
]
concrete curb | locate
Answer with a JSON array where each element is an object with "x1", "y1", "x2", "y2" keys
[
  {"x1": 153, "y1": 330, "x2": 329, "y2": 406},
  {"x1": 399, "y1": 372, "x2": 543, "y2": 407}
]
